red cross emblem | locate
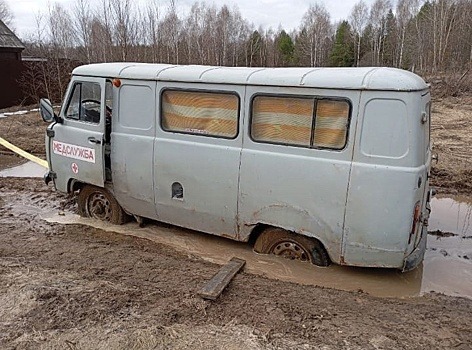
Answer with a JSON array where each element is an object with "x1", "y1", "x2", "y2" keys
[{"x1": 71, "y1": 162, "x2": 79, "y2": 174}]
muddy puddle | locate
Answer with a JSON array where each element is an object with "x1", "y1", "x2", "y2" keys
[
  {"x1": 40, "y1": 195, "x2": 472, "y2": 299},
  {"x1": 0, "y1": 161, "x2": 46, "y2": 178},
  {"x1": 423, "y1": 196, "x2": 472, "y2": 299}
]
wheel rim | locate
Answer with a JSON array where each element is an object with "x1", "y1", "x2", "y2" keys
[
  {"x1": 86, "y1": 191, "x2": 113, "y2": 221},
  {"x1": 271, "y1": 240, "x2": 311, "y2": 262}
]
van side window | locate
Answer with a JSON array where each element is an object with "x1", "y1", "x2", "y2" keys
[
  {"x1": 161, "y1": 90, "x2": 239, "y2": 138},
  {"x1": 251, "y1": 95, "x2": 350, "y2": 150},
  {"x1": 252, "y1": 96, "x2": 313, "y2": 147},
  {"x1": 65, "y1": 82, "x2": 102, "y2": 124},
  {"x1": 313, "y1": 100, "x2": 350, "y2": 149}
]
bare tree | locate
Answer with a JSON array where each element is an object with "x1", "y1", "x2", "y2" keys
[
  {"x1": 74, "y1": 0, "x2": 93, "y2": 63},
  {"x1": 144, "y1": 1, "x2": 160, "y2": 63},
  {"x1": 349, "y1": 0, "x2": 369, "y2": 66},
  {"x1": 160, "y1": 0, "x2": 182, "y2": 64},
  {"x1": 432, "y1": 0, "x2": 459, "y2": 72},
  {"x1": 369, "y1": 0, "x2": 391, "y2": 66},
  {"x1": 0, "y1": 0, "x2": 13, "y2": 26},
  {"x1": 396, "y1": 0, "x2": 419, "y2": 68},
  {"x1": 108, "y1": 0, "x2": 138, "y2": 61},
  {"x1": 16, "y1": 0, "x2": 472, "y2": 83},
  {"x1": 298, "y1": 3, "x2": 333, "y2": 67}
]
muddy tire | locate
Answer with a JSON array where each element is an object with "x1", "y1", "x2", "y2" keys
[
  {"x1": 77, "y1": 185, "x2": 128, "y2": 225},
  {"x1": 254, "y1": 228, "x2": 330, "y2": 266}
]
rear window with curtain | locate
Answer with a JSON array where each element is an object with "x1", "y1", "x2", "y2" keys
[
  {"x1": 313, "y1": 100, "x2": 350, "y2": 149},
  {"x1": 251, "y1": 95, "x2": 350, "y2": 150},
  {"x1": 161, "y1": 90, "x2": 239, "y2": 138}
]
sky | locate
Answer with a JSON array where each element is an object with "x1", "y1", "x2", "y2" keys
[{"x1": 6, "y1": 0, "x2": 380, "y2": 39}]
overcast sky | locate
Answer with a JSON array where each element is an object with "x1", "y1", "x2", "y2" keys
[{"x1": 7, "y1": 0, "x2": 381, "y2": 39}]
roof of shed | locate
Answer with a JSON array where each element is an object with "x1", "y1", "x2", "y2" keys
[
  {"x1": 73, "y1": 63, "x2": 429, "y2": 92},
  {"x1": 0, "y1": 20, "x2": 25, "y2": 50}
]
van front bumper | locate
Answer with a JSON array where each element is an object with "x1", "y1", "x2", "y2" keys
[{"x1": 402, "y1": 225, "x2": 427, "y2": 272}]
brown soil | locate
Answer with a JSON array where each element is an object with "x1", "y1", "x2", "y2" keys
[
  {"x1": 0, "y1": 110, "x2": 46, "y2": 157},
  {"x1": 0, "y1": 153, "x2": 27, "y2": 170},
  {"x1": 430, "y1": 96, "x2": 472, "y2": 195},
  {"x1": 0, "y1": 178, "x2": 471, "y2": 349}
]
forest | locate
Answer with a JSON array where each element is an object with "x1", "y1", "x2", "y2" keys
[{"x1": 2, "y1": 0, "x2": 471, "y2": 102}]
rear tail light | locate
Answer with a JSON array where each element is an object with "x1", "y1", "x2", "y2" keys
[{"x1": 409, "y1": 201, "x2": 421, "y2": 244}]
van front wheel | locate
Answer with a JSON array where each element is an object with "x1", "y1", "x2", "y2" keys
[
  {"x1": 77, "y1": 185, "x2": 128, "y2": 225},
  {"x1": 254, "y1": 228, "x2": 330, "y2": 266}
]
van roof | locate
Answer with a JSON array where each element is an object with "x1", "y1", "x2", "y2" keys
[{"x1": 72, "y1": 63, "x2": 429, "y2": 92}]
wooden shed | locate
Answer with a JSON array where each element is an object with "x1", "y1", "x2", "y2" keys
[
  {"x1": 0, "y1": 19, "x2": 24, "y2": 60},
  {"x1": 0, "y1": 20, "x2": 26, "y2": 108}
]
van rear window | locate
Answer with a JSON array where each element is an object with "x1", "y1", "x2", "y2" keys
[
  {"x1": 251, "y1": 95, "x2": 350, "y2": 150},
  {"x1": 314, "y1": 100, "x2": 350, "y2": 149},
  {"x1": 161, "y1": 90, "x2": 239, "y2": 138}
]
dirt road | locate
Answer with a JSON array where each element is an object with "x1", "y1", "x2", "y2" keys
[{"x1": 0, "y1": 97, "x2": 471, "y2": 349}]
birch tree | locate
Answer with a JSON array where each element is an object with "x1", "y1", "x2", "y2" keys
[
  {"x1": 369, "y1": 0, "x2": 390, "y2": 66},
  {"x1": 396, "y1": 0, "x2": 419, "y2": 68},
  {"x1": 349, "y1": 0, "x2": 369, "y2": 66},
  {"x1": 298, "y1": 3, "x2": 332, "y2": 67},
  {"x1": 74, "y1": 0, "x2": 93, "y2": 63}
]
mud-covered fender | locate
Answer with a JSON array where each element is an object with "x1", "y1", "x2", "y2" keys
[{"x1": 240, "y1": 203, "x2": 341, "y2": 262}]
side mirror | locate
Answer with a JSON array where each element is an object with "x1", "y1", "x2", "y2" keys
[{"x1": 39, "y1": 98, "x2": 57, "y2": 122}]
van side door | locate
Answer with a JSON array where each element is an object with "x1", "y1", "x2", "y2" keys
[
  {"x1": 154, "y1": 83, "x2": 244, "y2": 237},
  {"x1": 47, "y1": 78, "x2": 106, "y2": 191}
]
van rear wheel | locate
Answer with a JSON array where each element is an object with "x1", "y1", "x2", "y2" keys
[
  {"x1": 254, "y1": 228, "x2": 330, "y2": 266},
  {"x1": 78, "y1": 185, "x2": 128, "y2": 225}
]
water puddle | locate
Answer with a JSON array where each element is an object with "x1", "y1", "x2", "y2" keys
[
  {"x1": 0, "y1": 161, "x2": 46, "y2": 178},
  {"x1": 422, "y1": 196, "x2": 472, "y2": 298},
  {"x1": 21, "y1": 195, "x2": 464, "y2": 300},
  {"x1": 44, "y1": 212, "x2": 427, "y2": 298},
  {"x1": 428, "y1": 196, "x2": 472, "y2": 237}
]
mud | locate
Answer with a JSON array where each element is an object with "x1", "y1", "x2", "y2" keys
[
  {"x1": 42, "y1": 202, "x2": 472, "y2": 300},
  {"x1": 1, "y1": 178, "x2": 472, "y2": 349},
  {"x1": 44, "y1": 212, "x2": 426, "y2": 298},
  {"x1": 0, "y1": 154, "x2": 26, "y2": 171}
]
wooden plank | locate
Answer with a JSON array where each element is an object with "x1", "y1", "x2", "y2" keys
[{"x1": 198, "y1": 257, "x2": 246, "y2": 300}]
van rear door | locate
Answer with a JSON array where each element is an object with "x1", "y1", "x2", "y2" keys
[{"x1": 47, "y1": 78, "x2": 106, "y2": 191}]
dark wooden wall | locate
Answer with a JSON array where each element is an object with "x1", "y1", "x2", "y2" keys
[{"x1": 0, "y1": 59, "x2": 28, "y2": 109}]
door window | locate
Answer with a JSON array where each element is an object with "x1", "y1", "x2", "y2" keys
[{"x1": 65, "y1": 82, "x2": 102, "y2": 124}]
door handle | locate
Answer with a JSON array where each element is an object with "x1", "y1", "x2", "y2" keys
[{"x1": 88, "y1": 137, "x2": 101, "y2": 145}]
